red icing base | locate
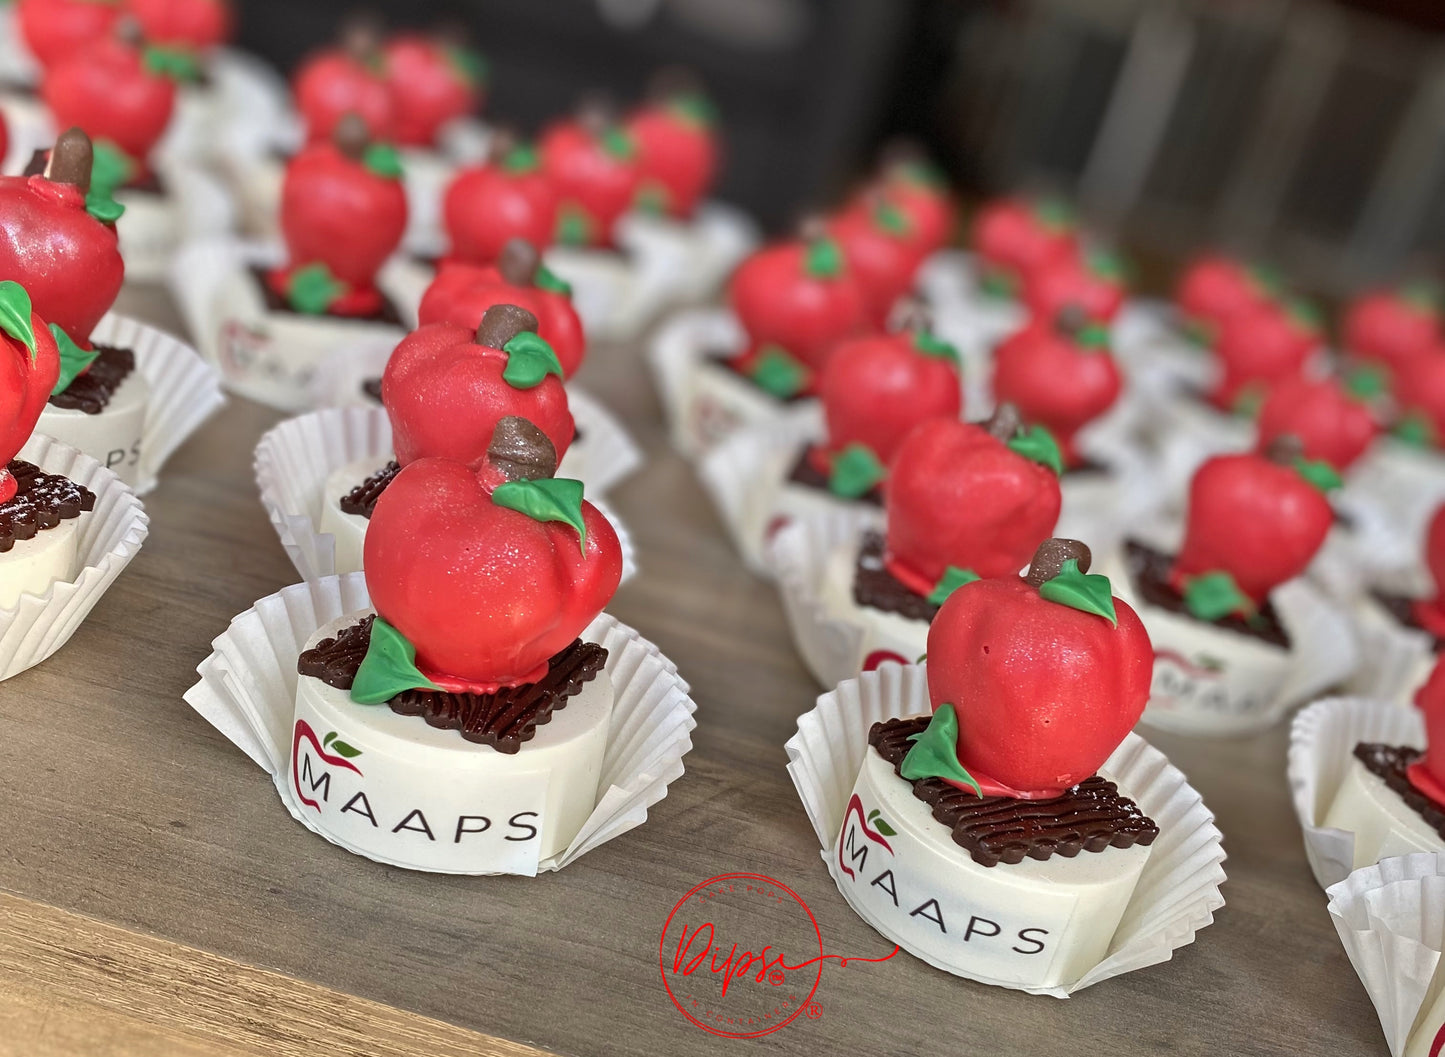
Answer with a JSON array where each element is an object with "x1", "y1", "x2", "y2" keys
[
  {"x1": 1407, "y1": 759, "x2": 1445, "y2": 808},
  {"x1": 422, "y1": 659, "x2": 551, "y2": 696},
  {"x1": 1414, "y1": 598, "x2": 1445, "y2": 641},
  {"x1": 881, "y1": 553, "x2": 935, "y2": 599},
  {"x1": 939, "y1": 769, "x2": 1071, "y2": 802}
]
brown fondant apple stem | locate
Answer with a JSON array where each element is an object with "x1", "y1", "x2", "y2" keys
[
  {"x1": 488, "y1": 126, "x2": 517, "y2": 162},
  {"x1": 796, "y1": 214, "x2": 829, "y2": 243},
  {"x1": 341, "y1": 16, "x2": 383, "y2": 64},
  {"x1": 1024, "y1": 538, "x2": 1092, "y2": 586},
  {"x1": 333, "y1": 112, "x2": 371, "y2": 160},
  {"x1": 496, "y1": 238, "x2": 540, "y2": 287},
  {"x1": 114, "y1": 14, "x2": 145, "y2": 47},
  {"x1": 43, "y1": 128, "x2": 93, "y2": 193},
  {"x1": 1263, "y1": 433, "x2": 1305, "y2": 465},
  {"x1": 984, "y1": 402, "x2": 1023, "y2": 442},
  {"x1": 1054, "y1": 303, "x2": 1090, "y2": 337},
  {"x1": 577, "y1": 95, "x2": 619, "y2": 136},
  {"x1": 476, "y1": 303, "x2": 540, "y2": 349},
  {"x1": 648, "y1": 66, "x2": 703, "y2": 102},
  {"x1": 889, "y1": 296, "x2": 932, "y2": 335},
  {"x1": 488, "y1": 416, "x2": 558, "y2": 481}
]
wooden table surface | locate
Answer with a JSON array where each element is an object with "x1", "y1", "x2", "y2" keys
[{"x1": 0, "y1": 285, "x2": 1387, "y2": 1057}]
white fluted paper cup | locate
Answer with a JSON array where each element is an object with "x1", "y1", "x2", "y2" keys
[
  {"x1": 784, "y1": 663, "x2": 1227, "y2": 996},
  {"x1": 253, "y1": 406, "x2": 637, "y2": 583},
  {"x1": 1328, "y1": 852, "x2": 1445, "y2": 1057},
  {"x1": 542, "y1": 213, "x2": 690, "y2": 343},
  {"x1": 697, "y1": 409, "x2": 882, "y2": 577},
  {"x1": 1344, "y1": 590, "x2": 1438, "y2": 706},
  {"x1": 1288, "y1": 697, "x2": 1428, "y2": 889},
  {"x1": 182, "y1": 573, "x2": 697, "y2": 874},
  {"x1": 621, "y1": 201, "x2": 759, "y2": 304},
  {"x1": 0, "y1": 435, "x2": 150, "y2": 681},
  {"x1": 81, "y1": 313, "x2": 226, "y2": 494},
  {"x1": 768, "y1": 511, "x2": 905, "y2": 689}
]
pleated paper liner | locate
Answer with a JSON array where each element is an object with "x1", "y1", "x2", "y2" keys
[
  {"x1": 88, "y1": 313, "x2": 227, "y2": 495},
  {"x1": 1288, "y1": 696, "x2": 1427, "y2": 890},
  {"x1": 0, "y1": 435, "x2": 150, "y2": 682},
  {"x1": 1328, "y1": 852, "x2": 1445, "y2": 1057},
  {"x1": 784, "y1": 663, "x2": 1227, "y2": 996},
  {"x1": 182, "y1": 573, "x2": 697, "y2": 874},
  {"x1": 546, "y1": 213, "x2": 693, "y2": 343},
  {"x1": 767, "y1": 510, "x2": 876, "y2": 689},
  {"x1": 620, "y1": 200, "x2": 760, "y2": 305},
  {"x1": 696, "y1": 409, "x2": 880, "y2": 577},
  {"x1": 253, "y1": 406, "x2": 638, "y2": 583},
  {"x1": 1343, "y1": 587, "x2": 1437, "y2": 706}
]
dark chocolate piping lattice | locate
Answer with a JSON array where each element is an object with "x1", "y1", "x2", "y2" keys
[
  {"x1": 47, "y1": 345, "x2": 136, "y2": 414},
  {"x1": 869, "y1": 717, "x2": 1159, "y2": 867},
  {"x1": 0, "y1": 460, "x2": 96, "y2": 553},
  {"x1": 852, "y1": 531, "x2": 938, "y2": 623},
  {"x1": 338, "y1": 461, "x2": 400, "y2": 519},
  {"x1": 1355, "y1": 743, "x2": 1445, "y2": 840}
]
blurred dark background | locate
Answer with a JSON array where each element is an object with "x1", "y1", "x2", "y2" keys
[{"x1": 237, "y1": 0, "x2": 1445, "y2": 295}]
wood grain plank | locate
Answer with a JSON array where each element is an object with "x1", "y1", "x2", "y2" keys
[{"x1": 0, "y1": 892, "x2": 549, "y2": 1057}]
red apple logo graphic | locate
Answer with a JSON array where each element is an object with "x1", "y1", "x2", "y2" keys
[
  {"x1": 728, "y1": 223, "x2": 867, "y2": 398},
  {"x1": 125, "y1": 0, "x2": 231, "y2": 51},
  {"x1": 41, "y1": 19, "x2": 179, "y2": 173},
  {"x1": 838, "y1": 794, "x2": 894, "y2": 879},
  {"x1": 884, "y1": 406, "x2": 1063, "y2": 592},
  {"x1": 1343, "y1": 283, "x2": 1440, "y2": 377},
  {"x1": 293, "y1": 21, "x2": 395, "y2": 144},
  {"x1": 920, "y1": 538, "x2": 1152, "y2": 798},
  {"x1": 1023, "y1": 248, "x2": 1127, "y2": 324},
  {"x1": 971, "y1": 197, "x2": 1076, "y2": 298},
  {"x1": 363, "y1": 422, "x2": 622, "y2": 689},
  {"x1": 539, "y1": 100, "x2": 643, "y2": 249},
  {"x1": 1171, "y1": 439, "x2": 1336, "y2": 617},
  {"x1": 382, "y1": 303, "x2": 575, "y2": 470},
  {"x1": 18, "y1": 0, "x2": 121, "y2": 70},
  {"x1": 443, "y1": 131, "x2": 559, "y2": 265},
  {"x1": 383, "y1": 33, "x2": 486, "y2": 149},
  {"x1": 828, "y1": 189, "x2": 927, "y2": 327},
  {"x1": 992, "y1": 308, "x2": 1121, "y2": 469},
  {"x1": 627, "y1": 71, "x2": 718, "y2": 220},
  {"x1": 814, "y1": 306, "x2": 961, "y2": 495},
  {"x1": 292, "y1": 719, "x2": 362, "y2": 812},
  {"x1": 1255, "y1": 375, "x2": 1379, "y2": 473},
  {"x1": 0, "y1": 129, "x2": 124, "y2": 348},
  {"x1": 419, "y1": 239, "x2": 585, "y2": 378},
  {"x1": 270, "y1": 113, "x2": 407, "y2": 318},
  {"x1": 0, "y1": 280, "x2": 63, "y2": 502},
  {"x1": 1207, "y1": 299, "x2": 1320, "y2": 414}
]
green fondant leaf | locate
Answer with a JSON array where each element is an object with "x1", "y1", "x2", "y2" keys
[
  {"x1": 363, "y1": 143, "x2": 404, "y2": 180},
  {"x1": 1286, "y1": 297, "x2": 1323, "y2": 334},
  {"x1": 556, "y1": 205, "x2": 594, "y2": 246},
  {"x1": 748, "y1": 345, "x2": 808, "y2": 399},
  {"x1": 1075, "y1": 322, "x2": 1111, "y2": 350},
  {"x1": 1345, "y1": 364, "x2": 1388, "y2": 400},
  {"x1": 1182, "y1": 571, "x2": 1253, "y2": 623},
  {"x1": 827, "y1": 443, "x2": 885, "y2": 499},
  {"x1": 1033, "y1": 198, "x2": 1073, "y2": 232},
  {"x1": 1231, "y1": 384, "x2": 1265, "y2": 419},
  {"x1": 1246, "y1": 263, "x2": 1283, "y2": 298},
  {"x1": 1396, "y1": 413, "x2": 1437, "y2": 449},
  {"x1": 1038, "y1": 558, "x2": 1117, "y2": 626},
  {"x1": 900, "y1": 703, "x2": 982, "y2": 798},
  {"x1": 1086, "y1": 248, "x2": 1126, "y2": 283},
  {"x1": 1294, "y1": 457, "x2": 1343, "y2": 493},
  {"x1": 978, "y1": 269, "x2": 1016, "y2": 300},
  {"x1": 351, "y1": 616, "x2": 443, "y2": 705},
  {"x1": 913, "y1": 330, "x2": 960, "y2": 365},
  {"x1": 873, "y1": 199, "x2": 909, "y2": 236},
  {"x1": 600, "y1": 126, "x2": 635, "y2": 161},
  {"x1": 501, "y1": 331, "x2": 564, "y2": 389},
  {"x1": 1006, "y1": 424, "x2": 1063, "y2": 475},
  {"x1": 1401, "y1": 281, "x2": 1441, "y2": 315},
  {"x1": 0, "y1": 281, "x2": 35, "y2": 359},
  {"x1": 873, "y1": 818, "x2": 897, "y2": 837},
  {"x1": 533, "y1": 263, "x2": 573, "y2": 297},
  {"x1": 927, "y1": 566, "x2": 979, "y2": 606},
  {"x1": 492, "y1": 477, "x2": 588, "y2": 554},
  {"x1": 330, "y1": 740, "x2": 362, "y2": 758},
  {"x1": 803, "y1": 236, "x2": 844, "y2": 280},
  {"x1": 143, "y1": 45, "x2": 202, "y2": 82},
  {"x1": 502, "y1": 143, "x2": 539, "y2": 174},
  {"x1": 287, "y1": 263, "x2": 347, "y2": 315},
  {"x1": 446, "y1": 45, "x2": 488, "y2": 87},
  {"x1": 669, "y1": 93, "x2": 717, "y2": 127},
  {"x1": 90, "y1": 140, "x2": 134, "y2": 195},
  {"x1": 635, "y1": 182, "x2": 670, "y2": 215},
  {"x1": 84, "y1": 188, "x2": 125, "y2": 223},
  {"x1": 49, "y1": 324, "x2": 99, "y2": 396}
]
